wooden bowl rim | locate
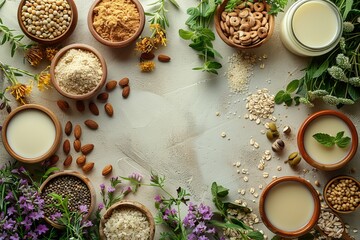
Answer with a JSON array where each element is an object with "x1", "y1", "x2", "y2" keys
[
  {"x1": 17, "y1": 0, "x2": 78, "y2": 45},
  {"x1": 259, "y1": 176, "x2": 321, "y2": 238},
  {"x1": 323, "y1": 175, "x2": 360, "y2": 214},
  {"x1": 87, "y1": 0, "x2": 145, "y2": 48},
  {"x1": 50, "y1": 43, "x2": 107, "y2": 100},
  {"x1": 214, "y1": 0, "x2": 275, "y2": 49},
  {"x1": 297, "y1": 110, "x2": 358, "y2": 171},
  {"x1": 39, "y1": 170, "x2": 96, "y2": 229},
  {"x1": 99, "y1": 200, "x2": 155, "y2": 240},
  {"x1": 1, "y1": 104, "x2": 62, "y2": 163}
]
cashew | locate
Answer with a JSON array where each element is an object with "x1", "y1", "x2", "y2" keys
[
  {"x1": 261, "y1": 17, "x2": 267, "y2": 26},
  {"x1": 220, "y1": 21, "x2": 226, "y2": 31},
  {"x1": 254, "y1": 2, "x2": 265, "y2": 12},
  {"x1": 257, "y1": 27, "x2": 268, "y2": 38},
  {"x1": 253, "y1": 12, "x2": 263, "y2": 19},
  {"x1": 251, "y1": 20, "x2": 261, "y2": 30},
  {"x1": 221, "y1": 11, "x2": 227, "y2": 22},
  {"x1": 226, "y1": 15, "x2": 230, "y2": 26},
  {"x1": 230, "y1": 16, "x2": 241, "y2": 27},
  {"x1": 230, "y1": 26, "x2": 234, "y2": 35}
]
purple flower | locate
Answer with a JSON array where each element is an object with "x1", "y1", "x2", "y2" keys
[
  {"x1": 82, "y1": 220, "x2": 93, "y2": 228},
  {"x1": 122, "y1": 186, "x2": 132, "y2": 195},
  {"x1": 28, "y1": 210, "x2": 44, "y2": 220},
  {"x1": 35, "y1": 224, "x2": 48, "y2": 235},
  {"x1": 50, "y1": 212, "x2": 62, "y2": 221},
  {"x1": 19, "y1": 178, "x2": 28, "y2": 185},
  {"x1": 21, "y1": 217, "x2": 33, "y2": 231},
  {"x1": 7, "y1": 206, "x2": 16, "y2": 216},
  {"x1": 9, "y1": 233, "x2": 20, "y2": 240},
  {"x1": 129, "y1": 172, "x2": 143, "y2": 182},
  {"x1": 5, "y1": 191, "x2": 14, "y2": 200},
  {"x1": 79, "y1": 205, "x2": 88, "y2": 214},
  {"x1": 4, "y1": 218, "x2": 16, "y2": 230},
  {"x1": 193, "y1": 221, "x2": 207, "y2": 234},
  {"x1": 98, "y1": 203, "x2": 104, "y2": 211},
  {"x1": 100, "y1": 183, "x2": 105, "y2": 191},
  {"x1": 154, "y1": 195, "x2": 162, "y2": 203},
  {"x1": 107, "y1": 186, "x2": 115, "y2": 193}
]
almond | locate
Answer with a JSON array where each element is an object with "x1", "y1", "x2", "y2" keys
[
  {"x1": 158, "y1": 54, "x2": 171, "y2": 62},
  {"x1": 102, "y1": 164, "x2": 113, "y2": 176},
  {"x1": 63, "y1": 154, "x2": 73, "y2": 167},
  {"x1": 74, "y1": 124, "x2": 82, "y2": 139},
  {"x1": 106, "y1": 80, "x2": 117, "y2": 91},
  {"x1": 64, "y1": 121, "x2": 72, "y2": 136},
  {"x1": 84, "y1": 119, "x2": 99, "y2": 129},
  {"x1": 63, "y1": 139, "x2": 70, "y2": 154},
  {"x1": 122, "y1": 86, "x2": 130, "y2": 99},
  {"x1": 97, "y1": 92, "x2": 109, "y2": 102},
  {"x1": 104, "y1": 103, "x2": 114, "y2": 117},
  {"x1": 81, "y1": 144, "x2": 94, "y2": 155},
  {"x1": 76, "y1": 100, "x2": 85, "y2": 112},
  {"x1": 57, "y1": 100, "x2": 70, "y2": 112},
  {"x1": 48, "y1": 154, "x2": 59, "y2": 166},
  {"x1": 82, "y1": 162, "x2": 94, "y2": 173},
  {"x1": 76, "y1": 155, "x2": 86, "y2": 166},
  {"x1": 89, "y1": 101, "x2": 99, "y2": 116},
  {"x1": 73, "y1": 139, "x2": 81, "y2": 152},
  {"x1": 119, "y1": 77, "x2": 129, "y2": 88},
  {"x1": 140, "y1": 52, "x2": 155, "y2": 61}
]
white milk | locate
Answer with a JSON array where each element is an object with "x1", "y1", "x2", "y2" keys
[
  {"x1": 304, "y1": 116, "x2": 351, "y2": 164},
  {"x1": 292, "y1": 1, "x2": 339, "y2": 48},
  {"x1": 6, "y1": 109, "x2": 56, "y2": 158},
  {"x1": 265, "y1": 181, "x2": 315, "y2": 231}
]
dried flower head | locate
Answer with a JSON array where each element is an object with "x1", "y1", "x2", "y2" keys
[
  {"x1": 136, "y1": 37, "x2": 156, "y2": 53},
  {"x1": 336, "y1": 54, "x2": 351, "y2": 70},
  {"x1": 35, "y1": 69, "x2": 51, "y2": 91},
  {"x1": 322, "y1": 95, "x2": 340, "y2": 106},
  {"x1": 45, "y1": 47, "x2": 58, "y2": 61},
  {"x1": 139, "y1": 61, "x2": 155, "y2": 72},
  {"x1": 8, "y1": 83, "x2": 32, "y2": 104},
  {"x1": 349, "y1": 77, "x2": 360, "y2": 87},
  {"x1": 343, "y1": 21, "x2": 355, "y2": 33},
  {"x1": 328, "y1": 66, "x2": 348, "y2": 82},
  {"x1": 151, "y1": 24, "x2": 167, "y2": 46},
  {"x1": 24, "y1": 45, "x2": 44, "y2": 67},
  {"x1": 338, "y1": 98, "x2": 354, "y2": 105},
  {"x1": 339, "y1": 37, "x2": 346, "y2": 53}
]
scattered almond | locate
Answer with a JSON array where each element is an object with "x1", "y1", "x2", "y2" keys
[
  {"x1": 102, "y1": 164, "x2": 113, "y2": 176},
  {"x1": 122, "y1": 86, "x2": 130, "y2": 98},
  {"x1": 89, "y1": 101, "x2": 99, "y2": 116},
  {"x1": 57, "y1": 100, "x2": 70, "y2": 112},
  {"x1": 82, "y1": 162, "x2": 94, "y2": 173},
  {"x1": 97, "y1": 92, "x2": 109, "y2": 102},
  {"x1": 158, "y1": 54, "x2": 171, "y2": 62},
  {"x1": 140, "y1": 52, "x2": 155, "y2": 61},
  {"x1": 81, "y1": 144, "x2": 94, "y2": 155},
  {"x1": 76, "y1": 100, "x2": 85, "y2": 112},
  {"x1": 76, "y1": 155, "x2": 86, "y2": 166},
  {"x1": 104, "y1": 103, "x2": 114, "y2": 117},
  {"x1": 63, "y1": 139, "x2": 70, "y2": 155},
  {"x1": 48, "y1": 155, "x2": 59, "y2": 166},
  {"x1": 73, "y1": 139, "x2": 81, "y2": 152},
  {"x1": 74, "y1": 124, "x2": 82, "y2": 139},
  {"x1": 84, "y1": 119, "x2": 99, "y2": 129},
  {"x1": 64, "y1": 121, "x2": 72, "y2": 136},
  {"x1": 119, "y1": 77, "x2": 129, "y2": 88},
  {"x1": 106, "y1": 80, "x2": 117, "y2": 91},
  {"x1": 63, "y1": 154, "x2": 73, "y2": 167}
]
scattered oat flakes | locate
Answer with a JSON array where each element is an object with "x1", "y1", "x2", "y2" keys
[
  {"x1": 221, "y1": 132, "x2": 226, "y2": 138},
  {"x1": 263, "y1": 172, "x2": 269, "y2": 178},
  {"x1": 243, "y1": 176, "x2": 249, "y2": 182}
]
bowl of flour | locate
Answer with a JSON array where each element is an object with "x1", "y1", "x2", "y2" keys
[{"x1": 50, "y1": 43, "x2": 107, "y2": 100}]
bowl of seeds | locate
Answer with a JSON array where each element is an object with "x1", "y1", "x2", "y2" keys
[
  {"x1": 39, "y1": 171, "x2": 96, "y2": 229},
  {"x1": 316, "y1": 209, "x2": 349, "y2": 239},
  {"x1": 50, "y1": 43, "x2": 107, "y2": 100},
  {"x1": 87, "y1": 0, "x2": 145, "y2": 48},
  {"x1": 214, "y1": 0, "x2": 275, "y2": 49},
  {"x1": 99, "y1": 200, "x2": 155, "y2": 240},
  {"x1": 324, "y1": 175, "x2": 360, "y2": 214},
  {"x1": 17, "y1": 0, "x2": 78, "y2": 45}
]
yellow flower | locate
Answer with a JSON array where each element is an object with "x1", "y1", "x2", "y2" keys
[
  {"x1": 45, "y1": 47, "x2": 58, "y2": 61},
  {"x1": 151, "y1": 24, "x2": 167, "y2": 46},
  {"x1": 136, "y1": 37, "x2": 156, "y2": 53},
  {"x1": 36, "y1": 70, "x2": 51, "y2": 91},
  {"x1": 25, "y1": 45, "x2": 44, "y2": 67},
  {"x1": 139, "y1": 61, "x2": 155, "y2": 72},
  {"x1": 8, "y1": 83, "x2": 33, "y2": 105}
]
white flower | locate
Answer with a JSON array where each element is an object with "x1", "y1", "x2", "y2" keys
[
  {"x1": 336, "y1": 54, "x2": 351, "y2": 70},
  {"x1": 349, "y1": 77, "x2": 360, "y2": 87},
  {"x1": 299, "y1": 97, "x2": 314, "y2": 107},
  {"x1": 322, "y1": 95, "x2": 340, "y2": 105},
  {"x1": 343, "y1": 21, "x2": 355, "y2": 32},
  {"x1": 327, "y1": 66, "x2": 348, "y2": 82},
  {"x1": 339, "y1": 37, "x2": 346, "y2": 53},
  {"x1": 338, "y1": 98, "x2": 354, "y2": 105}
]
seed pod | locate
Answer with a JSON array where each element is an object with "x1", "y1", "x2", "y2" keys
[
  {"x1": 64, "y1": 121, "x2": 72, "y2": 136},
  {"x1": 266, "y1": 130, "x2": 279, "y2": 140},
  {"x1": 272, "y1": 139, "x2": 285, "y2": 152},
  {"x1": 283, "y1": 126, "x2": 291, "y2": 134},
  {"x1": 268, "y1": 122, "x2": 277, "y2": 132},
  {"x1": 286, "y1": 152, "x2": 301, "y2": 167}
]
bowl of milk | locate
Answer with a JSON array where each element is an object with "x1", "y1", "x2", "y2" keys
[
  {"x1": 2, "y1": 104, "x2": 62, "y2": 163},
  {"x1": 297, "y1": 110, "x2": 358, "y2": 171}
]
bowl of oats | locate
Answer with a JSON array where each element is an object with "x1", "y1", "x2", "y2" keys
[{"x1": 50, "y1": 43, "x2": 107, "y2": 100}]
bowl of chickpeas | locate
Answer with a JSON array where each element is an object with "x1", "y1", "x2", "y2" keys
[{"x1": 17, "y1": 0, "x2": 78, "y2": 45}]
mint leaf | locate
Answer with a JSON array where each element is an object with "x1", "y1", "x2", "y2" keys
[
  {"x1": 313, "y1": 133, "x2": 335, "y2": 147},
  {"x1": 335, "y1": 131, "x2": 344, "y2": 141},
  {"x1": 336, "y1": 136, "x2": 351, "y2": 148}
]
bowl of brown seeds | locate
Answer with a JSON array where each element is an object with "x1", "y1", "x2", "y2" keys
[
  {"x1": 214, "y1": 0, "x2": 275, "y2": 49},
  {"x1": 324, "y1": 175, "x2": 360, "y2": 214},
  {"x1": 39, "y1": 171, "x2": 96, "y2": 229},
  {"x1": 17, "y1": 0, "x2": 78, "y2": 45}
]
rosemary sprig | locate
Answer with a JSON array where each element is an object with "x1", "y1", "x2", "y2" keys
[{"x1": 0, "y1": 0, "x2": 6, "y2": 9}]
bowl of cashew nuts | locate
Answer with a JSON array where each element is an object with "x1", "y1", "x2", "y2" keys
[{"x1": 215, "y1": 0, "x2": 275, "y2": 49}]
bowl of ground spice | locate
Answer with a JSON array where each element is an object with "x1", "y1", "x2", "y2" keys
[
  {"x1": 87, "y1": 0, "x2": 145, "y2": 48},
  {"x1": 17, "y1": 0, "x2": 78, "y2": 45},
  {"x1": 99, "y1": 200, "x2": 155, "y2": 240},
  {"x1": 50, "y1": 43, "x2": 107, "y2": 100},
  {"x1": 39, "y1": 171, "x2": 96, "y2": 229}
]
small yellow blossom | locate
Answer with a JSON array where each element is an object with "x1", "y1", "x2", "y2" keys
[
  {"x1": 151, "y1": 24, "x2": 167, "y2": 46},
  {"x1": 8, "y1": 83, "x2": 33, "y2": 105},
  {"x1": 136, "y1": 37, "x2": 156, "y2": 53},
  {"x1": 45, "y1": 47, "x2": 58, "y2": 61},
  {"x1": 25, "y1": 45, "x2": 44, "y2": 67},
  {"x1": 139, "y1": 61, "x2": 155, "y2": 72},
  {"x1": 36, "y1": 69, "x2": 51, "y2": 91}
]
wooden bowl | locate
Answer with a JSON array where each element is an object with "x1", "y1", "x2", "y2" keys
[
  {"x1": 259, "y1": 176, "x2": 320, "y2": 238},
  {"x1": 214, "y1": 0, "x2": 275, "y2": 49},
  {"x1": 50, "y1": 43, "x2": 107, "y2": 100},
  {"x1": 323, "y1": 175, "x2": 360, "y2": 214},
  {"x1": 17, "y1": 0, "x2": 78, "y2": 45},
  {"x1": 87, "y1": 0, "x2": 145, "y2": 48},
  {"x1": 1, "y1": 104, "x2": 62, "y2": 164},
  {"x1": 39, "y1": 171, "x2": 96, "y2": 229},
  {"x1": 297, "y1": 110, "x2": 358, "y2": 171},
  {"x1": 315, "y1": 209, "x2": 352, "y2": 240},
  {"x1": 99, "y1": 200, "x2": 155, "y2": 240}
]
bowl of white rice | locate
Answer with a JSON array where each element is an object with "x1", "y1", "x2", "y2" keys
[{"x1": 99, "y1": 200, "x2": 155, "y2": 240}]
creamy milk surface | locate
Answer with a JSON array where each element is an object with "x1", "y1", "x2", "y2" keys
[
  {"x1": 304, "y1": 116, "x2": 351, "y2": 164},
  {"x1": 292, "y1": 0, "x2": 339, "y2": 48},
  {"x1": 6, "y1": 109, "x2": 56, "y2": 158},
  {"x1": 264, "y1": 181, "x2": 315, "y2": 231}
]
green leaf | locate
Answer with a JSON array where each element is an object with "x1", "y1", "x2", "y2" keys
[
  {"x1": 216, "y1": 185, "x2": 229, "y2": 197},
  {"x1": 283, "y1": 93, "x2": 293, "y2": 106},
  {"x1": 0, "y1": 0, "x2": 5, "y2": 9},
  {"x1": 168, "y1": 0, "x2": 180, "y2": 8},
  {"x1": 336, "y1": 137, "x2": 351, "y2": 148},
  {"x1": 247, "y1": 230, "x2": 264, "y2": 240},
  {"x1": 43, "y1": 167, "x2": 59, "y2": 178},
  {"x1": 335, "y1": 131, "x2": 344, "y2": 141},
  {"x1": 343, "y1": 0, "x2": 353, "y2": 20},
  {"x1": 206, "y1": 61, "x2": 222, "y2": 69},
  {"x1": 224, "y1": 202, "x2": 251, "y2": 214},
  {"x1": 313, "y1": 133, "x2": 335, "y2": 147},
  {"x1": 348, "y1": 85, "x2": 360, "y2": 101},
  {"x1": 313, "y1": 60, "x2": 329, "y2": 78},
  {"x1": 275, "y1": 90, "x2": 285, "y2": 104},
  {"x1": 178, "y1": 29, "x2": 194, "y2": 40},
  {"x1": 11, "y1": 43, "x2": 16, "y2": 57},
  {"x1": 294, "y1": 96, "x2": 301, "y2": 106},
  {"x1": 286, "y1": 79, "x2": 299, "y2": 93}
]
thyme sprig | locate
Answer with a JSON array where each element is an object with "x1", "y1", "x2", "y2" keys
[{"x1": 179, "y1": 0, "x2": 223, "y2": 74}]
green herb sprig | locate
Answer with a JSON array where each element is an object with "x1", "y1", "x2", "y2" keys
[
  {"x1": 225, "y1": 0, "x2": 288, "y2": 15},
  {"x1": 179, "y1": 0, "x2": 222, "y2": 74},
  {"x1": 313, "y1": 131, "x2": 351, "y2": 148}
]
